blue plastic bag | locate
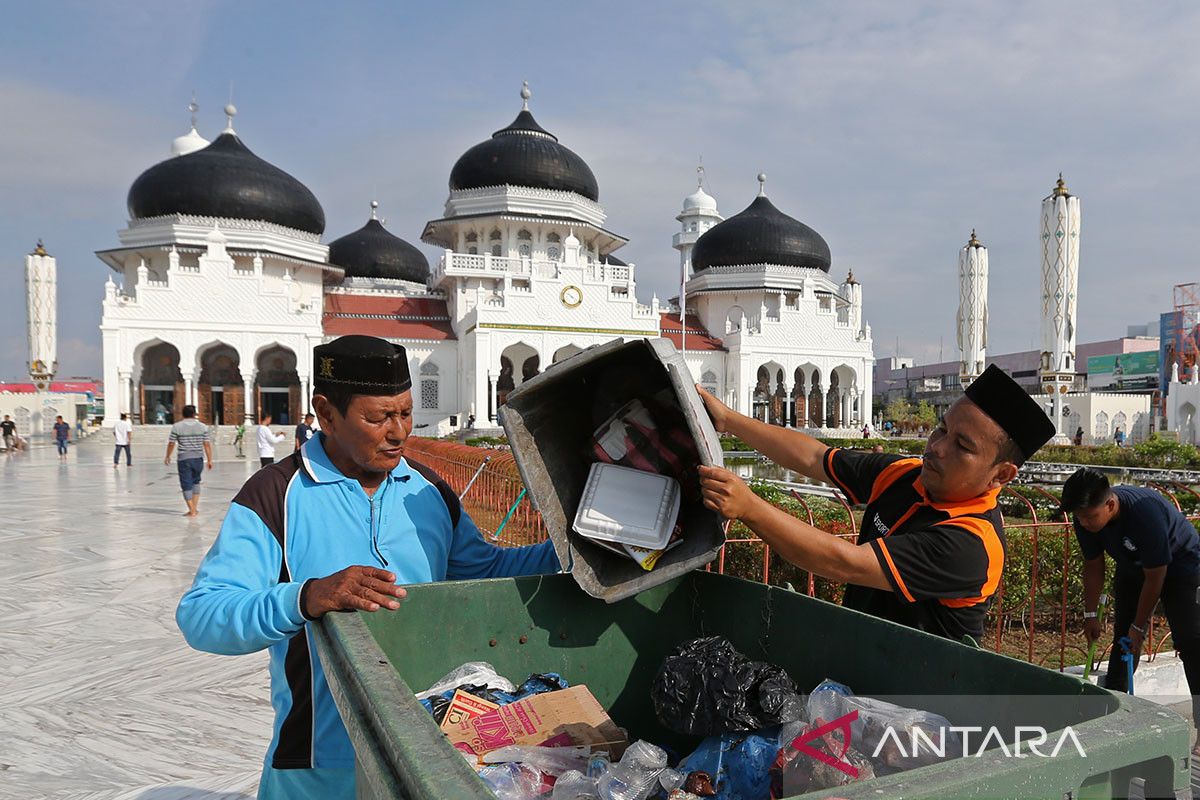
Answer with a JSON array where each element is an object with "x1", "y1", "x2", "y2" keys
[{"x1": 679, "y1": 729, "x2": 780, "y2": 800}]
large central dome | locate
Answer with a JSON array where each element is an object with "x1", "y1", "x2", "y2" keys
[
  {"x1": 127, "y1": 130, "x2": 326, "y2": 235},
  {"x1": 691, "y1": 189, "x2": 830, "y2": 273},
  {"x1": 448, "y1": 87, "x2": 599, "y2": 201}
]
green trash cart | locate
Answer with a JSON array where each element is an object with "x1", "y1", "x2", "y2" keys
[{"x1": 313, "y1": 572, "x2": 1192, "y2": 800}]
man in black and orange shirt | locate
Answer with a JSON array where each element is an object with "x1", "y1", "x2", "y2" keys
[{"x1": 697, "y1": 365, "x2": 1056, "y2": 642}]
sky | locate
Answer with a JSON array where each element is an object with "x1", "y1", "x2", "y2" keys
[{"x1": 2, "y1": 0, "x2": 1198, "y2": 380}]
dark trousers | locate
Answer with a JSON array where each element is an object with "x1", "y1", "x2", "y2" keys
[
  {"x1": 260, "y1": 457, "x2": 274, "y2": 467},
  {"x1": 113, "y1": 444, "x2": 131, "y2": 465},
  {"x1": 1105, "y1": 569, "x2": 1200, "y2": 727}
]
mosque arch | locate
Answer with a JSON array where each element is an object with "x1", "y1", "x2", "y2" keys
[
  {"x1": 1180, "y1": 402, "x2": 1197, "y2": 445},
  {"x1": 496, "y1": 342, "x2": 540, "y2": 409},
  {"x1": 808, "y1": 367, "x2": 824, "y2": 428},
  {"x1": 1094, "y1": 411, "x2": 1110, "y2": 440},
  {"x1": 726, "y1": 306, "x2": 745, "y2": 334},
  {"x1": 137, "y1": 340, "x2": 183, "y2": 424},
  {"x1": 552, "y1": 344, "x2": 585, "y2": 364},
  {"x1": 196, "y1": 341, "x2": 242, "y2": 425},
  {"x1": 1112, "y1": 411, "x2": 1128, "y2": 440},
  {"x1": 255, "y1": 344, "x2": 300, "y2": 425},
  {"x1": 700, "y1": 369, "x2": 718, "y2": 396}
]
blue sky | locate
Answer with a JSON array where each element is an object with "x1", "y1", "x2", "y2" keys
[{"x1": 2, "y1": 1, "x2": 1197, "y2": 379}]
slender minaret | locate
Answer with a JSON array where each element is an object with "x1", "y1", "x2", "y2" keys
[
  {"x1": 957, "y1": 230, "x2": 988, "y2": 386},
  {"x1": 1039, "y1": 174, "x2": 1081, "y2": 441},
  {"x1": 26, "y1": 240, "x2": 57, "y2": 389}
]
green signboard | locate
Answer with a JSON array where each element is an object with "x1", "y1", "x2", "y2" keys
[{"x1": 1087, "y1": 351, "x2": 1159, "y2": 389}]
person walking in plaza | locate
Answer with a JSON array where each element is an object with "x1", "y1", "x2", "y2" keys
[
  {"x1": 696, "y1": 364, "x2": 1056, "y2": 643},
  {"x1": 1074, "y1": 426, "x2": 1084, "y2": 446},
  {"x1": 1, "y1": 415, "x2": 16, "y2": 453},
  {"x1": 112, "y1": 412, "x2": 133, "y2": 468},
  {"x1": 1113, "y1": 426, "x2": 1126, "y2": 448},
  {"x1": 176, "y1": 335, "x2": 560, "y2": 799},
  {"x1": 233, "y1": 421, "x2": 246, "y2": 458},
  {"x1": 256, "y1": 414, "x2": 285, "y2": 467},
  {"x1": 164, "y1": 405, "x2": 212, "y2": 517},
  {"x1": 293, "y1": 412, "x2": 316, "y2": 452},
  {"x1": 1062, "y1": 467, "x2": 1200, "y2": 751},
  {"x1": 52, "y1": 415, "x2": 70, "y2": 462}
]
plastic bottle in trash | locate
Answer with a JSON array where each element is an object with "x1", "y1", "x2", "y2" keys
[
  {"x1": 478, "y1": 762, "x2": 545, "y2": 800},
  {"x1": 551, "y1": 769, "x2": 600, "y2": 799},
  {"x1": 595, "y1": 741, "x2": 668, "y2": 800}
]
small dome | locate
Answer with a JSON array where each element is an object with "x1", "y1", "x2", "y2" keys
[
  {"x1": 328, "y1": 215, "x2": 429, "y2": 283},
  {"x1": 171, "y1": 126, "x2": 210, "y2": 157},
  {"x1": 683, "y1": 186, "x2": 717, "y2": 212},
  {"x1": 449, "y1": 106, "x2": 599, "y2": 201},
  {"x1": 691, "y1": 194, "x2": 831, "y2": 273},
  {"x1": 128, "y1": 132, "x2": 326, "y2": 234}
]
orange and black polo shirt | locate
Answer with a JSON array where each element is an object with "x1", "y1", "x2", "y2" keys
[{"x1": 822, "y1": 447, "x2": 1005, "y2": 642}]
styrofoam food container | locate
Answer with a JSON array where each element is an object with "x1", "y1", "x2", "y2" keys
[{"x1": 572, "y1": 462, "x2": 681, "y2": 551}]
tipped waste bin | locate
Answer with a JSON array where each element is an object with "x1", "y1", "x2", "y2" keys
[
  {"x1": 314, "y1": 572, "x2": 1192, "y2": 800},
  {"x1": 498, "y1": 337, "x2": 726, "y2": 602}
]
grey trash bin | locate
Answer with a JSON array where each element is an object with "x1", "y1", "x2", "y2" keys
[{"x1": 499, "y1": 337, "x2": 726, "y2": 602}]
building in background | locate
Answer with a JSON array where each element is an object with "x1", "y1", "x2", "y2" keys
[
  {"x1": 94, "y1": 88, "x2": 876, "y2": 434},
  {"x1": 1038, "y1": 174, "x2": 1081, "y2": 442},
  {"x1": 26, "y1": 241, "x2": 57, "y2": 390},
  {"x1": 956, "y1": 230, "x2": 988, "y2": 387}
]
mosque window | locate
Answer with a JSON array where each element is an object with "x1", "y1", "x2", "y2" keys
[
  {"x1": 420, "y1": 362, "x2": 439, "y2": 409},
  {"x1": 492, "y1": 245, "x2": 503, "y2": 257},
  {"x1": 546, "y1": 232, "x2": 561, "y2": 243},
  {"x1": 489, "y1": 230, "x2": 502, "y2": 241},
  {"x1": 465, "y1": 232, "x2": 478, "y2": 243},
  {"x1": 468, "y1": 247, "x2": 478, "y2": 255},
  {"x1": 517, "y1": 229, "x2": 532, "y2": 241},
  {"x1": 547, "y1": 246, "x2": 561, "y2": 260}
]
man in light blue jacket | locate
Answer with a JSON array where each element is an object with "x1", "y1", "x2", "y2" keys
[{"x1": 177, "y1": 335, "x2": 559, "y2": 799}]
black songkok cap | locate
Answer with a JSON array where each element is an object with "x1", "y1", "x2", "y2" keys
[
  {"x1": 963, "y1": 364, "x2": 1056, "y2": 462},
  {"x1": 313, "y1": 335, "x2": 411, "y2": 395}
]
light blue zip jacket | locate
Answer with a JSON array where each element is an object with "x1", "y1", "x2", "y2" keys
[{"x1": 176, "y1": 433, "x2": 559, "y2": 772}]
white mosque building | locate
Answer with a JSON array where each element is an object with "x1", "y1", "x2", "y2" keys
[{"x1": 96, "y1": 87, "x2": 875, "y2": 434}]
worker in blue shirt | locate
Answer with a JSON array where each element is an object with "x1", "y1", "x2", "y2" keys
[
  {"x1": 1063, "y1": 467, "x2": 1200, "y2": 749},
  {"x1": 176, "y1": 335, "x2": 560, "y2": 799}
]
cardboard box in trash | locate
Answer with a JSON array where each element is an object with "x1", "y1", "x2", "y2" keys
[
  {"x1": 499, "y1": 338, "x2": 726, "y2": 603},
  {"x1": 441, "y1": 684, "x2": 627, "y2": 760}
]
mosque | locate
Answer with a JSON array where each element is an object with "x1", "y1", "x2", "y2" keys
[{"x1": 95, "y1": 86, "x2": 874, "y2": 434}]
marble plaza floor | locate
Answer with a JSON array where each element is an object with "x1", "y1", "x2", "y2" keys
[{"x1": 1, "y1": 434, "x2": 285, "y2": 800}]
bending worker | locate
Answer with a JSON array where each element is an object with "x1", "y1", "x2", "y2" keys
[
  {"x1": 697, "y1": 364, "x2": 1055, "y2": 642},
  {"x1": 177, "y1": 335, "x2": 560, "y2": 799},
  {"x1": 1061, "y1": 467, "x2": 1200, "y2": 748}
]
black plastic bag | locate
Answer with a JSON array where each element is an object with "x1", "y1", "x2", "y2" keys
[{"x1": 652, "y1": 636, "x2": 804, "y2": 736}]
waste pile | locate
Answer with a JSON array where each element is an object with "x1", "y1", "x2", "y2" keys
[{"x1": 419, "y1": 638, "x2": 958, "y2": 799}]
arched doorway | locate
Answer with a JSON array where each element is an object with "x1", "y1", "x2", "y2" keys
[
  {"x1": 495, "y1": 343, "x2": 539, "y2": 413},
  {"x1": 771, "y1": 367, "x2": 788, "y2": 426},
  {"x1": 552, "y1": 344, "x2": 584, "y2": 364},
  {"x1": 753, "y1": 366, "x2": 771, "y2": 422},
  {"x1": 256, "y1": 345, "x2": 299, "y2": 424},
  {"x1": 198, "y1": 343, "x2": 242, "y2": 425},
  {"x1": 826, "y1": 372, "x2": 841, "y2": 427},
  {"x1": 1094, "y1": 411, "x2": 1110, "y2": 440},
  {"x1": 140, "y1": 342, "x2": 183, "y2": 424},
  {"x1": 808, "y1": 368, "x2": 823, "y2": 427},
  {"x1": 1180, "y1": 402, "x2": 1197, "y2": 445},
  {"x1": 792, "y1": 367, "x2": 808, "y2": 428}
]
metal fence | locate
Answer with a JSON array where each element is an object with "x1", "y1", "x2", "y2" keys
[{"x1": 405, "y1": 437, "x2": 1199, "y2": 672}]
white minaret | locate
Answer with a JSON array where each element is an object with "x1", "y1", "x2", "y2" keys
[
  {"x1": 1039, "y1": 174, "x2": 1081, "y2": 440},
  {"x1": 957, "y1": 230, "x2": 988, "y2": 387},
  {"x1": 25, "y1": 240, "x2": 57, "y2": 389},
  {"x1": 171, "y1": 95, "x2": 210, "y2": 157},
  {"x1": 672, "y1": 162, "x2": 723, "y2": 281}
]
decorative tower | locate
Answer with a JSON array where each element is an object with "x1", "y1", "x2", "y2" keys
[
  {"x1": 170, "y1": 95, "x2": 209, "y2": 157},
  {"x1": 956, "y1": 230, "x2": 988, "y2": 387},
  {"x1": 672, "y1": 162, "x2": 723, "y2": 281},
  {"x1": 25, "y1": 240, "x2": 57, "y2": 389},
  {"x1": 1039, "y1": 174, "x2": 1081, "y2": 440}
]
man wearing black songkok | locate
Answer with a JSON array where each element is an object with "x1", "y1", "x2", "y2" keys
[
  {"x1": 697, "y1": 365, "x2": 1055, "y2": 642},
  {"x1": 177, "y1": 335, "x2": 560, "y2": 799}
]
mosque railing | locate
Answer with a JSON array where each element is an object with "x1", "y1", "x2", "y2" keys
[{"x1": 405, "y1": 437, "x2": 1197, "y2": 672}]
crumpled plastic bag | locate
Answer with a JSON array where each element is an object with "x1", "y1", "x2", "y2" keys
[
  {"x1": 420, "y1": 671, "x2": 570, "y2": 723},
  {"x1": 678, "y1": 731, "x2": 780, "y2": 800},
  {"x1": 416, "y1": 661, "x2": 516, "y2": 701},
  {"x1": 652, "y1": 637, "x2": 805, "y2": 735},
  {"x1": 806, "y1": 678, "x2": 958, "y2": 772},
  {"x1": 482, "y1": 745, "x2": 593, "y2": 777}
]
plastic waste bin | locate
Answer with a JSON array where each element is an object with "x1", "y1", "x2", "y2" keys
[
  {"x1": 498, "y1": 337, "x2": 726, "y2": 603},
  {"x1": 313, "y1": 572, "x2": 1192, "y2": 800}
]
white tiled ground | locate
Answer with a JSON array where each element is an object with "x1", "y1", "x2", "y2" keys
[{"x1": 0, "y1": 434, "x2": 291, "y2": 799}]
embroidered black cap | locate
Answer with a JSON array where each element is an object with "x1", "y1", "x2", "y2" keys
[
  {"x1": 963, "y1": 364, "x2": 1056, "y2": 462},
  {"x1": 313, "y1": 335, "x2": 411, "y2": 395}
]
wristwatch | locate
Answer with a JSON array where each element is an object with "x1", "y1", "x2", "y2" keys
[{"x1": 1083, "y1": 611, "x2": 1097, "y2": 619}]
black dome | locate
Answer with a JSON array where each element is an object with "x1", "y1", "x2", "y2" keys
[
  {"x1": 328, "y1": 218, "x2": 429, "y2": 283},
  {"x1": 127, "y1": 133, "x2": 326, "y2": 235},
  {"x1": 691, "y1": 195, "x2": 831, "y2": 273},
  {"x1": 449, "y1": 110, "x2": 599, "y2": 201}
]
